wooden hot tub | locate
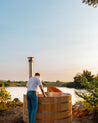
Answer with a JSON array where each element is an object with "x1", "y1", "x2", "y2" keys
[{"x1": 23, "y1": 92, "x2": 72, "y2": 123}]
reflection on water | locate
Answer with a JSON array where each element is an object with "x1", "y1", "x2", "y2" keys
[{"x1": 6, "y1": 87, "x2": 82, "y2": 105}]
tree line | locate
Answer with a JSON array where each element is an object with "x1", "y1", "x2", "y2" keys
[{"x1": 74, "y1": 70, "x2": 98, "y2": 88}]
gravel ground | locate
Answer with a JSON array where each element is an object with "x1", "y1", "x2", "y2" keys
[
  {"x1": 0, "y1": 107, "x2": 97, "y2": 123},
  {"x1": 0, "y1": 107, "x2": 24, "y2": 123}
]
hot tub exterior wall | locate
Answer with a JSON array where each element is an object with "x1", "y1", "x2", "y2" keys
[{"x1": 23, "y1": 94, "x2": 72, "y2": 123}]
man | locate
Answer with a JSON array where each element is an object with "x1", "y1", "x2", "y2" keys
[{"x1": 26, "y1": 72, "x2": 46, "y2": 123}]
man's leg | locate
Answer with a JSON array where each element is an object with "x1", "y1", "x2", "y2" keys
[
  {"x1": 31, "y1": 92, "x2": 38, "y2": 123},
  {"x1": 27, "y1": 91, "x2": 32, "y2": 123}
]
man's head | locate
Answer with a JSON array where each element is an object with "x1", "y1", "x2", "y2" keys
[{"x1": 35, "y1": 72, "x2": 40, "y2": 78}]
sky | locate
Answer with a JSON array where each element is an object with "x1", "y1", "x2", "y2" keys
[{"x1": 0, "y1": 0, "x2": 98, "y2": 81}]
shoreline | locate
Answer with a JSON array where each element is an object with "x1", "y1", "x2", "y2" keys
[
  {"x1": 0, "y1": 80, "x2": 84, "y2": 89},
  {"x1": 1, "y1": 85, "x2": 81, "y2": 89}
]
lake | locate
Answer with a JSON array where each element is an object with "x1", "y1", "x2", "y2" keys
[{"x1": 6, "y1": 87, "x2": 83, "y2": 105}]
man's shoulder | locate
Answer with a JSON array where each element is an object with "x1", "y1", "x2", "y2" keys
[
  {"x1": 31, "y1": 76, "x2": 39, "y2": 80},
  {"x1": 28, "y1": 77, "x2": 36, "y2": 83},
  {"x1": 29, "y1": 76, "x2": 35, "y2": 81}
]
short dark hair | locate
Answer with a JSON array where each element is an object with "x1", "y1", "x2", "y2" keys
[{"x1": 35, "y1": 72, "x2": 40, "y2": 76}]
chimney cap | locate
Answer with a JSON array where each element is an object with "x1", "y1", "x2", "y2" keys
[
  {"x1": 27, "y1": 57, "x2": 34, "y2": 61},
  {"x1": 28, "y1": 57, "x2": 34, "y2": 58}
]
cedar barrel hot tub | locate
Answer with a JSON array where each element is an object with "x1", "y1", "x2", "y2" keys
[{"x1": 23, "y1": 92, "x2": 72, "y2": 123}]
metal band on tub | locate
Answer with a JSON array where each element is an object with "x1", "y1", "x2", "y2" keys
[
  {"x1": 36, "y1": 115, "x2": 72, "y2": 121},
  {"x1": 38, "y1": 101, "x2": 71, "y2": 104},
  {"x1": 37, "y1": 109, "x2": 71, "y2": 113}
]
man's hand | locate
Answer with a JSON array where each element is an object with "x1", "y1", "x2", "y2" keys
[{"x1": 44, "y1": 94, "x2": 47, "y2": 97}]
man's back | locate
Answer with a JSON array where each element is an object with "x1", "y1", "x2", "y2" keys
[{"x1": 26, "y1": 76, "x2": 42, "y2": 91}]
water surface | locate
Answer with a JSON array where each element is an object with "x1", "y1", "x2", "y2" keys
[{"x1": 6, "y1": 87, "x2": 83, "y2": 105}]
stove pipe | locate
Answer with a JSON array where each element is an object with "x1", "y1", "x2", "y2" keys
[{"x1": 27, "y1": 57, "x2": 34, "y2": 78}]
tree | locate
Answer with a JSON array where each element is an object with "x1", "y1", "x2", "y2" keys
[
  {"x1": 73, "y1": 73, "x2": 84, "y2": 88},
  {"x1": 82, "y1": 70, "x2": 94, "y2": 82},
  {"x1": 7, "y1": 80, "x2": 11, "y2": 83},
  {"x1": 73, "y1": 70, "x2": 94, "y2": 88},
  {"x1": 56, "y1": 80, "x2": 60, "y2": 83},
  {"x1": 82, "y1": 0, "x2": 98, "y2": 7}
]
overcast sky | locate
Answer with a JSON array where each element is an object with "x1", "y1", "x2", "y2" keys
[{"x1": 0, "y1": 0, "x2": 98, "y2": 81}]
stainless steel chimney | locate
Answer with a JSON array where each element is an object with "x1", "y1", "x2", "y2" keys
[{"x1": 27, "y1": 57, "x2": 34, "y2": 78}]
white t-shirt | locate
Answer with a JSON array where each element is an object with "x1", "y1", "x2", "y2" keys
[{"x1": 26, "y1": 76, "x2": 42, "y2": 92}]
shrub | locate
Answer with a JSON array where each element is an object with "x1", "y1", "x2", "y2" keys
[
  {"x1": 0, "y1": 84, "x2": 11, "y2": 111},
  {"x1": 0, "y1": 84, "x2": 11, "y2": 103},
  {"x1": 76, "y1": 100, "x2": 95, "y2": 111},
  {"x1": 75, "y1": 77, "x2": 98, "y2": 116},
  {"x1": 6, "y1": 101, "x2": 23, "y2": 108}
]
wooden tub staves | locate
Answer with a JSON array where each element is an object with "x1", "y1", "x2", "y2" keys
[{"x1": 23, "y1": 92, "x2": 72, "y2": 123}]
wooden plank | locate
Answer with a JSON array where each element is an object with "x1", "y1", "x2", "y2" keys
[{"x1": 23, "y1": 93, "x2": 72, "y2": 123}]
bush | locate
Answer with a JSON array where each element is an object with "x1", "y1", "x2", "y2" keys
[
  {"x1": 6, "y1": 101, "x2": 23, "y2": 108},
  {"x1": 76, "y1": 100, "x2": 95, "y2": 111},
  {"x1": 0, "y1": 84, "x2": 11, "y2": 111},
  {"x1": 0, "y1": 84, "x2": 23, "y2": 111},
  {"x1": 0, "y1": 84, "x2": 11, "y2": 103},
  {"x1": 75, "y1": 77, "x2": 98, "y2": 116}
]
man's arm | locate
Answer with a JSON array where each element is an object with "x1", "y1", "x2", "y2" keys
[
  {"x1": 26, "y1": 81, "x2": 29, "y2": 88},
  {"x1": 39, "y1": 85, "x2": 46, "y2": 97}
]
